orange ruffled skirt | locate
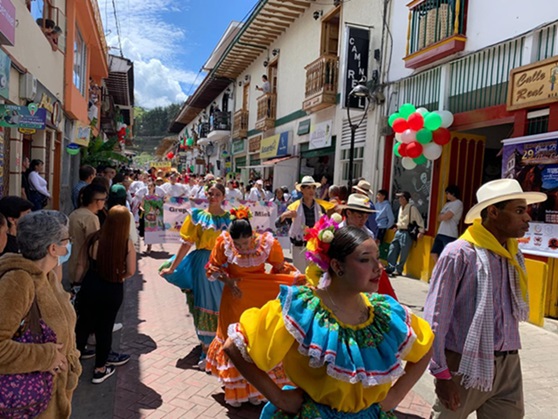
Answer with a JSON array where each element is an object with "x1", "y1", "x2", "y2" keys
[{"x1": 206, "y1": 271, "x2": 300, "y2": 405}]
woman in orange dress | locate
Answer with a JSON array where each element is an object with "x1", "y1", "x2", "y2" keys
[{"x1": 205, "y1": 206, "x2": 303, "y2": 407}]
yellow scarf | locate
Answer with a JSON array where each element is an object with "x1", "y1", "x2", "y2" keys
[
  {"x1": 288, "y1": 198, "x2": 336, "y2": 212},
  {"x1": 460, "y1": 219, "x2": 528, "y2": 301}
]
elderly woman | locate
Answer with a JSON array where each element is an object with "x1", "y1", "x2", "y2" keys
[{"x1": 0, "y1": 210, "x2": 82, "y2": 418}]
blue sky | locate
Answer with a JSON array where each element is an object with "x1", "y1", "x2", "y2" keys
[{"x1": 99, "y1": 0, "x2": 258, "y2": 109}]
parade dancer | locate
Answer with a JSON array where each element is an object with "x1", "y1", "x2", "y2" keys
[
  {"x1": 160, "y1": 181, "x2": 230, "y2": 368},
  {"x1": 205, "y1": 206, "x2": 303, "y2": 407},
  {"x1": 224, "y1": 222, "x2": 434, "y2": 418}
]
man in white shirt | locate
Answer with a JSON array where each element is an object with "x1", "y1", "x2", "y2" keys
[
  {"x1": 247, "y1": 179, "x2": 266, "y2": 201},
  {"x1": 431, "y1": 185, "x2": 464, "y2": 263},
  {"x1": 160, "y1": 172, "x2": 185, "y2": 198},
  {"x1": 129, "y1": 172, "x2": 148, "y2": 197},
  {"x1": 255, "y1": 75, "x2": 270, "y2": 94},
  {"x1": 226, "y1": 180, "x2": 243, "y2": 201}
]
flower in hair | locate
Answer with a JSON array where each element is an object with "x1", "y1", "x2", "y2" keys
[
  {"x1": 230, "y1": 205, "x2": 253, "y2": 221},
  {"x1": 304, "y1": 214, "x2": 341, "y2": 271},
  {"x1": 204, "y1": 180, "x2": 217, "y2": 193}
]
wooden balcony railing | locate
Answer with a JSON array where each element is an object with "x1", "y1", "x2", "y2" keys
[
  {"x1": 255, "y1": 93, "x2": 276, "y2": 131},
  {"x1": 233, "y1": 109, "x2": 249, "y2": 139},
  {"x1": 302, "y1": 54, "x2": 338, "y2": 113}
]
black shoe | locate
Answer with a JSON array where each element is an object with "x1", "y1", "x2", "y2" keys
[
  {"x1": 80, "y1": 348, "x2": 95, "y2": 360},
  {"x1": 106, "y1": 352, "x2": 130, "y2": 366},
  {"x1": 92, "y1": 365, "x2": 115, "y2": 384}
]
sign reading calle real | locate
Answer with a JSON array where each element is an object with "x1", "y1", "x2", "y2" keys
[
  {"x1": 344, "y1": 26, "x2": 370, "y2": 109},
  {"x1": 507, "y1": 55, "x2": 558, "y2": 111}
]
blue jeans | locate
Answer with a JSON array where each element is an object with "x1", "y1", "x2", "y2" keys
[{"x1": 387, "y1": 230, "x2": 412, "y2": 273}]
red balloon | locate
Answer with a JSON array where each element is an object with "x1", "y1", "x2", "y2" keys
[
  {"x1": 167, "y1": 152, "x2": 175, "y2": 159},
  {"x1": 407, "y1": 113, "x2": 424, "y2": 131},
  {"x1": 392, "y1": 118, "x2": 409, "y2": 134},
  {"x1": 398, "y1": 142, "x2": 408, "y2": 157},
  {"x1": 432, "y1": 128, "x2": 451, "y2": 145},
  {"x1": 406, "y1": 141, "x2": 423, "y2": 158}
]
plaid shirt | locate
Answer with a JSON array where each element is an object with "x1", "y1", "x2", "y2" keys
[{"x1": 424, "y1": 239, "x2": 522, "y2": 376}]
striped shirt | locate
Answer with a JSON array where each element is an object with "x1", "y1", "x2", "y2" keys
[{"x1": 423, "y1": 239, "x2": 522, "y2": 376}]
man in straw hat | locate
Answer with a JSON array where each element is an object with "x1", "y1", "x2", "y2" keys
[
  {"x1": 353, "y1": 179, "x2": 379, "y2": 237},
  {"x1": 339, "y1": 193, "x2": 376, "y2": 239},
  {"x1": 424, "y1": 179, "x2": 546, "y2": 418},
  {"x1": 278, "y1": 176, "x2": 334, "y2": 271}
]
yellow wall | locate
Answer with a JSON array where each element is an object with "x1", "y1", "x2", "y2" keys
[
  {"x1": 525, "y1": 258, "x2": 548, "y2": 326},
  {"x1": 545, "y1": 258, "x2": 558, "y2": 318}
]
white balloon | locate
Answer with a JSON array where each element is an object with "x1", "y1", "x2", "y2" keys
[
  {"x1": 395, "y1": 132, "x2": 403, "y2": 142},
  {"x1": 423, "y1": 142, "x2": 443, "y2": 160},
  {"x1": 401, "y1": 157, "x2": 417, "y2": 170},
  {"x1": 401, "y1": 129, "x2": 417, "y2": 144},
  {"x1": 438, "y1": 110, "x2": 454, "y2": 128},
  {"x1": 416, "y1": 107, "x2": 429, "y2": 116}
]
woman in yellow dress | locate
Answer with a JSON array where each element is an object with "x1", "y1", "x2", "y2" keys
[
  {"x1": 205, "y1": 206, "x2": 303, "y2": 407},
  {"x1": 224, "y1": 220, "x2": 434, "y2": 418},
  {"x1": 160, "y1": 182, "x2": 230, "y2": 368}
]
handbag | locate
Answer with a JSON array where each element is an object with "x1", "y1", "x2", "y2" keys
[
  {"x1": 0, "y1": 297, "x2": 56, "y2": 418},
  {"x1": 408, "y1": 221, "x2": 420, "y2": 241}
]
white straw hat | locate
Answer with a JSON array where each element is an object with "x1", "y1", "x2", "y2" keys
[
  {"x1": 295, "y1": 176, "x2": 321, "y2": 191},
  {"x1": 352, "y1": 180, "x2": 373, "y2": 197},
  {"x1": 464, "y1": 179, "x2": 547, "y2": 224},
  {"x1": 340, "y1": 193, "x2": 377, "y2": 213}
]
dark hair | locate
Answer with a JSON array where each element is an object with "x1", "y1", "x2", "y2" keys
[
  {"x1": 113, "y1": 172, "x2": 125, "y2": 184},
  {"x1": 81, "y1": 184, "x2": 108, "y2": 206},
  {"x1": 377, "y1": 189, "x2": 389, "y2": 198},
  {"x1": 79, "y1": 165, "x2": 96, "y2": 181},
  {"x1": 0, "y1": 213, "x2": 6, "y2": 228},
  {"x1": 480, "y1": 199, "x2": 512, "y2": 221},
  {"x1": 397, "y1": 191, "x2": 411, "y2": 201},
  {"x1": 91, "y1": 175, "x2": 110, "y2": 193},
  {"x1": 208, "y1": 182, "x2": 226, "y2": 196},
  {"x1": 445, "y1": 185, "x2": 461, "y2": 199},
  {"x1": 0, "y1": 196, "x2": 34, "y2": 228},
  {"x1": 229, "y1": 218, "x2": 253, "y2": 239},
  {"x1": 262, "y1": 74, "x2": 268, "y2": 80},
  {"x1": 29, "y1": 159, "x2": 43, "y2": 173},
  {"x1": 327, "y1": 226, "x2": 370, "y2": 274}
]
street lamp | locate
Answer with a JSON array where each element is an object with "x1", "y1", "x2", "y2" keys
[{"x1": 346, "y1": 77, "x2": 372, "y2": 190}]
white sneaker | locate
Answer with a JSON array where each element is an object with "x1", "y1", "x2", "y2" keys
[
  {"x1": 196, "y1": 359, "x2": 206, "y2": 370},
  {"x1": 248, "y1": 397, "x2": 262, "y2": 406},
  {"x1": 227, "y1": 401, "x2": 242, "y2": 408},
  {"x1": 112, "y1": 323, "x2": 123, "y2": 332}
]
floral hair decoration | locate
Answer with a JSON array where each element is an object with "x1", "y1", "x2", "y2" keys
[
  {"x1": 204, "y1": 180, "x2": 216, "y2": 194},
  {"x1": 304, "y1": 213, "x2": 342, "y2": 271},
  {"x1": 230, "y1": 205, "x2": 253, "y2": 221}
]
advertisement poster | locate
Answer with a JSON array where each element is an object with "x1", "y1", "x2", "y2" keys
[
  {"x1": 143, "y1": 196, "x2": 165, "y2": 245},
  {"x1": 502, "y1": 133, "x2": 558, "y2": 257},
  {"x1": 309, "y1": 120, "x2": 333, "y2": 150},
  {"x1": 0, "y1": 104, "x2": 47, "y2": 129},
  {"x1": 145, "y1": 197, "x2": 280, "y2": 245}
]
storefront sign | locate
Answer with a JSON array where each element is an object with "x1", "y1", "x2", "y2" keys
[
  {"x1": 297, "y1": 119, "x2": 311, "y2": 136},
  {"x1": 502, "y1": 132, "x2": 558, "y2": 257},
  {"x1": 232, "y1": 138, "x2": 245, "y2": 155},
  {"x1": 0, "y1": 49, "x2": 10, "y2": 99},
  {"x1": 151, "y1": 161, "x2": 172, "y2": 169},
  {"x1": 260, "y1": 131, "x2": 289, "y2": 159},
  {"x1": 344, "y1": 26, "x2": 370, "y2": 109},
  {"x1": 309, "y1": 120, "x2": 333, "y2": 150},
  {"x1": 248, "y1": 135, "x2": 261, "y2": 153},
  {"x1": 508, "y1": 55, "x2": 558, "y2": 111},
  {"x1": 18, "y1": 128, "x2": 36, "y2": 135},
  {"x1": 73, "y1": 123, "x2": 91, "y2": 147},
  {"x1": 0, "y1": 104, "x2": 47, "y2": 129},
  {"x1": 0, "y1": 0, "x2": 16, "y2": 46}
]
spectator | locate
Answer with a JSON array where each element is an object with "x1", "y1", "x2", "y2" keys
[
  {"x1": 248, "y1": 180, "x2": 267, "y2": 201},
  {"x1": 352, "y1": 180, "x2": 378, "y2": 237},
  {"x1": 72, "y1": 165, "x2": 97, "y2": 209},
  {"x1": 386, "y1": 191, "x2": 425, "y2": 276},
  {"x1": 103, "y1": 166, "x2": 117, "y2": 187},
  {"x1": 0, "y1": 196, "x2": 34, "y2": 255},
  {"x1": 26, "y1": 159, "x2": 51, "y2": 210},
  {"x1": 375, "y1": 189, "x2": 395, "y2": 243},
  {"x1": 160, "y1": 172, "x2": 185, "y2": 198},
  {"x1": 21, "y1": 156, "x2": 30, "y2": 200},
  {"x1": 226, "y1": 180, "x2": 243, "y2": 201},
  {"x1": 255, "y1": 74, "x2": 270, "y2": 94},
  {"x1": 75, "y1": 206, "x2": 136, "y2": 384},
  {"x1": 108, "y1": 184, "x2": 139, "y2": 244},
  {"x1": 317, "y1": 175, "x2": 331, "y2": 200},
  {"x1": 431, "y1": 185, "x2": 464, "y2": 264},
  {"x1": 339, "y1": 193, "x2": 376, "y2": 239}
]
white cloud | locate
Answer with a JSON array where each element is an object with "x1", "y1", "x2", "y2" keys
[{"x1": 100, "y1": 0, "x2": 198, "y2": 108}]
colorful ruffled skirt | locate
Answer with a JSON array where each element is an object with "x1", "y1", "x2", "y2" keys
[{"x1": 206, "y1": 272, "x2": 297, "y2": 405}]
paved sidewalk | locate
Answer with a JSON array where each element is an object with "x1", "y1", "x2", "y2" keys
[{"x1": 72, "y1": 244, "x2": 432, "y2": 418}]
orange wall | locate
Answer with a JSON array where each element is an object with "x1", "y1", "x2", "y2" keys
[{"x1": 64, "y1": 0, "x2": 108, "y2": 123}]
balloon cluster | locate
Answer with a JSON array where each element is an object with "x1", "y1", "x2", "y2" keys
[
  {"x1": 389, "y1": 104, "x2": 454, "y2": 170},
  {"x1": 167, "y1": 151, "x2": 175, "y2": 160}
]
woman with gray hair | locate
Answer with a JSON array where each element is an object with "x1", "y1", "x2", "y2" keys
[{"x1": 0, "y1": 210, "x2": 82, "y2": 418}]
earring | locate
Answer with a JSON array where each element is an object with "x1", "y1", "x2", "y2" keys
[{"x1": 338, "y1": 270, "x2": 344, "y2": 277}]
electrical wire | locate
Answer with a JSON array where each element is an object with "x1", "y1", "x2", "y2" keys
[{"x1": 111, "y1": 0, "x2": 124, "y2": 57}]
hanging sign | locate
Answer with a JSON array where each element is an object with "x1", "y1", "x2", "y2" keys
[
  {"x1": 73, "y1": 122, "x2": 91, "y2": 147},
  {"x1": 0, "y1": 49, "x2": 10, "y2": 99},
  {"x1": 507, "y1": 55, "x2": 558, "y2": 111},
  {"x1": 309, "y1": 120, "x2": 333, "y2": 150},
  {"x1": 344, "y1": 26, "x2": 370, "y2": 109},
  {"x1": 0, "y1": 104, "x2": 47, "y2": 129},
  {"x1": 18, "y1": 128, "x2": 36, "y2": 135}
]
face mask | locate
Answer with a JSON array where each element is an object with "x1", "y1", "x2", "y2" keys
[{"x1": 58, "y1": 242, "x2": 72, "y2": 265}]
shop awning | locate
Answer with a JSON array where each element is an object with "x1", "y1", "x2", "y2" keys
[{"x1": 262, "y1": 156, "x2": 297, "y2": 166}]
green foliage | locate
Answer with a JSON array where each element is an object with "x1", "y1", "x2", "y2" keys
[
  {"x1": 81, "y1": 136, "x2": 127, "y2": 168},
  {"x1": 134, "y1": 104, "x2": 181, "y2": 137}
]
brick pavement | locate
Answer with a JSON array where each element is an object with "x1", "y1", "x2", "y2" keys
[{"x1": 72, "y1": 243, "x2": 432, "y2": 418}]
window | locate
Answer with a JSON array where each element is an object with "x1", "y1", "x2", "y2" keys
[
  {"x1": 340, "y1": 147, "x2": 364, "y2": 182},
  {"x1": 527, "y1": 109, "x2": 550, "y2": 136},
  {"x1": 29, "y1": 0, "x2": 45, "y2": 22},
  {"x1": 28, "y1": 0, "x2": 66, "y2": 52},
  {"x1": 73, "y1": 27, "x2": 87, "y2": 96}
]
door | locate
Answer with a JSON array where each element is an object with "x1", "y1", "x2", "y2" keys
[
  {"x1": 321, "y1": 7, "x2": 340, "y2": 56},
  {"x1": 243, "y1": 82, "x2": 250, "y2": 111}
]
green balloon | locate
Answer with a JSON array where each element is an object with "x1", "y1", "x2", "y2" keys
[
  {"x1": 186, "y1": 138, "x2": 194, "y2": 147},
  {"x1": 424, "y1": 112, "x2": 442, "y2": 131},
  {"x1": 416, "y1": 129, "x2": 433, "y2": 144},
  {"x1": 399, "y1": 103, "x2": 416, "y2": 119},
  {"x1": 393, "y1": 142, "x2": 402, "y2": 158},
  {"x1": 388, "y1": 113, "x2": 401, "y2": 127},
  {"x1": 413, "y1": 154, "x2": 427, "y2": 165}
]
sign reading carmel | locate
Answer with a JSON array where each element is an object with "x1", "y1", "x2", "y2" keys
[{"x1": 507, "y1": 55, "x2": 558, "y2": 111}]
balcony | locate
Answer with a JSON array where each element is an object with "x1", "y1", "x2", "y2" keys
[
  {"x1": 302, "y1": 54, "x2": 339, "y2": 113},
  {"x1": 233, "y1": 109, "x2": 249, "y2": 139},
  {"x1": 255, "y1": 93, "x2": 276, "y2": 131},
  {"x1": 207, "y1": 111, "x2": 231, "y2": 142},
  {"x1": 404, "y1": 0, "x2": 467, "y2": 69}
]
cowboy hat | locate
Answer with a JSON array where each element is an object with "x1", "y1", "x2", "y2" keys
[
  {"x1": 340, "y1": 193, "x2": 377, "y2": 213},
  {"x1": 464, "y1": 179, "x2": 547, "y2": 224},
  {"x1": 295, "y1": 176, "x2": 321, "y2": 191},
  {"x1": 353, "y1": 180, "x2": 373, "y2": 197}
]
